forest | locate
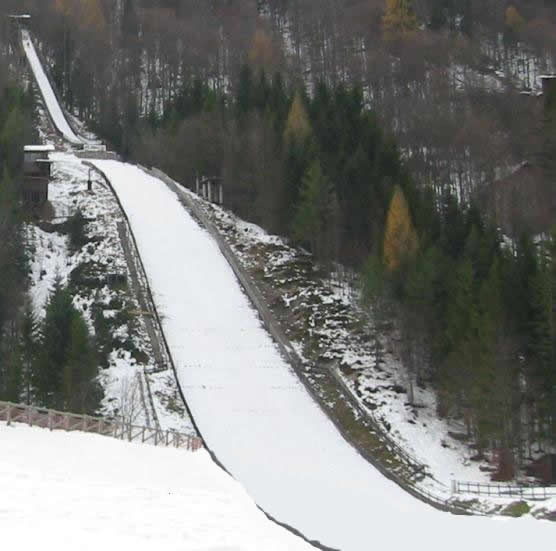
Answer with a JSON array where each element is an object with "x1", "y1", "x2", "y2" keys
[
  {"x1": 0, "y1": 0, "x2": 554, "y2": 476},
  {"x1": 0, "y1": 51, "x2": 101, "y2": 413}
]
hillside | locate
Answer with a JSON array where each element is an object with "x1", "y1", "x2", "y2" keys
[{"x1": 0, "y1": 3, "x2": 555, "y2": 548}]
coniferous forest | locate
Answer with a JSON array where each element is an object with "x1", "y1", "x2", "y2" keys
[{"x1": 0, "y1": 0, "x2": 555, "y2": 475}]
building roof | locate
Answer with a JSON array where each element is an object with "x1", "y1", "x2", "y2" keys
[{"x1": 24, "y1": 145, "x2": 55, "y2": 152}]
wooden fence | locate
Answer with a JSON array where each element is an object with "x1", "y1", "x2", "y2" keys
[
  {"x1": 0, "y1": 401, "x2": 203, "y2": 452},
  {"x1": 452, "y1": 480, "x2": 556, "y2": 500}
]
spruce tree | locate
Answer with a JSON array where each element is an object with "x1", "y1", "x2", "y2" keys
[
  {"x1": 35, "y1": 279, "x2": 76, "y2": 408},
  {"x1": 292, "y1": 161, "x2": 334, "y2": 262}
]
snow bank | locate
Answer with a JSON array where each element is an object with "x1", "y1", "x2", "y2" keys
[
  {"x1": 91, "y1": 160, "x2": 554, "y2": 551},
  {"x1": 0, "y1": 423, "x2": 312, "y2": 551}
]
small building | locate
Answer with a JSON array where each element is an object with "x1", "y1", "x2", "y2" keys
[
  {"x1": 23, "y1": 145, "x2": 54, "y2": 205},
  {"x1": 196, "y1": 176, "x2": 224, "y2": 206}
]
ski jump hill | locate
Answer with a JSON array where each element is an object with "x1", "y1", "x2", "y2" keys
[{"x1": 20, "y1": 28, "x2": 554, "y2": 551}]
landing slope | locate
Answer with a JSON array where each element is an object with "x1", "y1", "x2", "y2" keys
[
  {"x1": 92, "y1": 160, "x2": 553, "y2": 551},
  {"x1": 0, "y1": 423, "x2": 313, "y2": 551}
]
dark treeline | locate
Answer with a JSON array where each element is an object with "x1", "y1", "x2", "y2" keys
[
  {"x1": 17, "y1": 0, "x2": 556, "y2": 221},
  {"x1": 9, "y1": 0, "x2": 555, "y2": 474},
  {"x1": 0, "y1": 47, "x2": 101, "y2": 413}
]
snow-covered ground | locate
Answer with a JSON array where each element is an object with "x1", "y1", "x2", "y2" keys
[
  {"x1": 25, "y1": 152, "x2": 194, "y2": 434},
  {"x1": 196, "y1": 197, "x2": 556, "y2": 517},
  {"x1": 0, "y1": 422, "x2": 313, "y2": 551},
  {"x1": 89, "y1": 160, "x2": 555, "y2": 551}
]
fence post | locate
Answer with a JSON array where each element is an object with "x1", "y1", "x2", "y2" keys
[
  {"x1": 48, "y1": 410, "x2": 53, "y2": 431},
  {"x1": 6, "y1": 404, "x2": 11, "y2": 426}
]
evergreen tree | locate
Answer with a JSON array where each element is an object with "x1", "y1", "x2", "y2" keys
[
  {"x1": 65, "y1": 313, "x2": 98, "y2": 412},
  {"x1": 35, "y1": 279, "x2": 76, "y2": 408},
  {"x1": 19, "y1": 302, "x2": 38, "y2": 405},
  {"x1": 363, "y1": 254, "x2": 388, "y2": 370},
  {"x1": 292, "y1": 160, "x2": 335, "y2": 262}
]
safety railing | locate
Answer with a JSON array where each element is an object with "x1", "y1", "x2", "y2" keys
[
  {"x1": 0, "y1": 401, "x2": 203, "y2": 451},
  {"x1": 452, "y1": 480, "x2": 556, "y2": 500}
]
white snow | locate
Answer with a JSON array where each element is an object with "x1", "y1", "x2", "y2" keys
[
  {"x1": 90, "y1": 160, "x2": 555, "y2": 551},
  {"x1": 24, "y1": 144, "x2": 55, "y2": 152},
  {"x1": 21, "y1": 30, "x2": 83, "y2": 145},
  {"x1": 0, "y1": 422, "x2": 313, "y2": 551}
]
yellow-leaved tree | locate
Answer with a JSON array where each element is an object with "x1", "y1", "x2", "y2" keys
[
  {"x1": 382, "y1": 0, "x2": 418, "y2": 40},
  {"x1": 79, "y1": 0, "x2": 106, "y2": 31},
  {"x1": 383, "y1": 185, "x2": 418, "y2": 271},
  {"x1": 248, "y1": 28, "x2": 276, "y2": 70},
  {"x1": 283, "y1": 91, "x2": 312, "y2": 144},
  {"x1": 56, "y1": 0, "x2": 105, "y2": 31},
  {"x1": 505, "y1": 5, "x2": 525, "y2": 31},
  {"x1": 54, "y1": 0, "x2": 74, "y2": 17}
]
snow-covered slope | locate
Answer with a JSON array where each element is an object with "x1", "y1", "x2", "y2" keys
[
  {"x1": 21, "y1": 30, "x2": 83, "y2": 145},
  {"x1": 90, "y1": 160, "x2": 554, "y2": 551},
  {"x1": 0, "y1": 422, "x2": 314, "y2": 551}
]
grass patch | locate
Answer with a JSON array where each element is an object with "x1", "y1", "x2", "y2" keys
[{"x1": 502, "y1": 501, "x2": 531, "y2": 517}]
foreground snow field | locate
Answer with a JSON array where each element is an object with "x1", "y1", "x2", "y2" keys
[
  {"x1": 0, "y1": 423, "x2": 314, "y2": 551},
  {"x1": 91, "y1": 160, "x2": 554, "y2": 551}
]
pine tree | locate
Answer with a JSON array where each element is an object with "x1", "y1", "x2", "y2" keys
[
  {"x1": 292, "y1": 160, "x2": 335, "y2": 262},
  {"x1": 429, "y1": 0, "x2": 447, "y2": 30},
  {"x1": 383, "y1": 185, "x2": 418, "y2": 272},
  {"x1": 437, "y1": 257, "x2": 476, "y2": 420},
  {"x1": 19, "y1": 302, "x2": 37, "y2": 405},
  {"x1": 0, "y1": 106, "x2": 24, "y2": 174},
  {"x1": 35, "y1": 279, "x2": 75, "y2": 408},
  {"x1": 235, "y1": 65, "x2": 253, "y2": 122},
  {"x1": 363, "y1": 254, "x2": 387, "y2": 370},
  {"x1": 65, "y1": 313, "x2": 98, "y2": 412}
]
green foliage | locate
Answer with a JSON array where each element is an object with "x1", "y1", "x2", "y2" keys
[
  {"x1": 34, "y1": 278, "x2": 101, "y2": 413},
  {"x1": 66, "y1": 208, "x2": 88, "y2": 251},
  {"x1": 292, "y1": 160, "x2": 336, "y2": 262}
]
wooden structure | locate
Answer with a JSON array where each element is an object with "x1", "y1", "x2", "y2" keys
[
  {"x1": 196, "y1": 176, "x2": 224, "y2": 205},
  {"x1": 0, "y1": 400, "x2": 203, "y2": 451},
  {"x1": 23, "y1": 144, "x2": 54, "y2": 204}
]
